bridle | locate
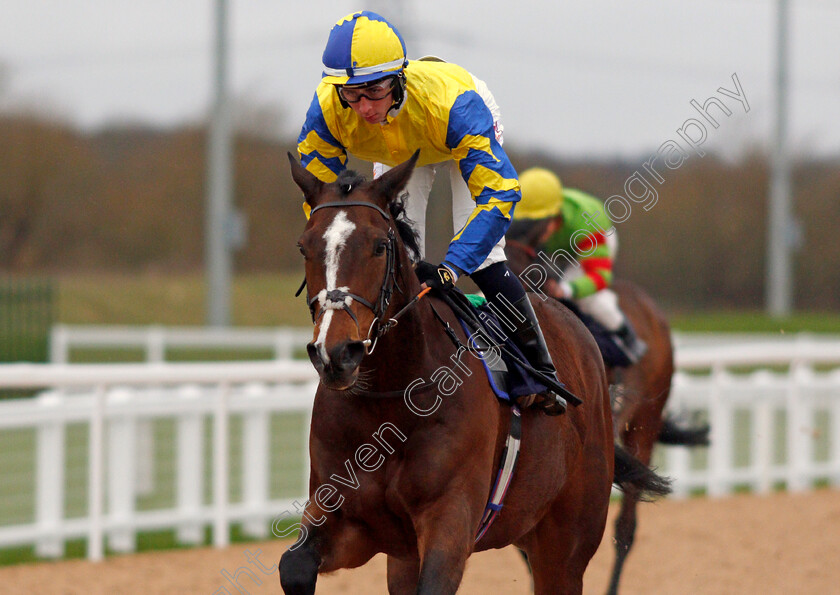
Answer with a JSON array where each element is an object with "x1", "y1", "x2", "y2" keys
[{"x1": 303, "y1": 200, "x2": 401, "y2": 354}]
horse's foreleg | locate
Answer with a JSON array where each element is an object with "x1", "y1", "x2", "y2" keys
[
  {"x1": 279, "y1": 533, "x2": 321, "y2": 595},
  {"x1": 413, "y1": 505, "x2": 475, "y2": 595},
  {"x1": 416, "y1": 549, "x2": 469, "y2": 595},
  {"x1": 522, "y1": 518, "x2": 584, "y2": 595},
  {"x1": 387, "y1": 555, "x2": 420, "y2": 595},
  {"x1": 278, "y1": 511, "x2": 379, "y2": 594}
]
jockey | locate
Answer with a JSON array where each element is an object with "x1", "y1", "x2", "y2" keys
[
  {"x1": 508, "y1": 167, "x2": 648, "y2": 364},
  {"x1": 297, "y1": 11, "x2": 566, "y2": 415}
]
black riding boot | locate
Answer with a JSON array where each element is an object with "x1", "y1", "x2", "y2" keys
[
  {"x1": 507, "y1": 296, "x2": 567, "y2": 416},
  {"x1": 470, "y1": 262, "x2": 566, "y2": 415},
  {"x1": 614, "y1": 319, "x2": 648, "y2": 364}
]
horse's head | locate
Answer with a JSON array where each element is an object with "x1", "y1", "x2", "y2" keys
[{"x1": 289, "y1": 151, "x2": 420, "y2": 390}]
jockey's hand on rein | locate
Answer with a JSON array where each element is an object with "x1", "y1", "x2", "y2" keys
[{"x1": 415, "y1": 261, "x2": 457, "y2": 293}]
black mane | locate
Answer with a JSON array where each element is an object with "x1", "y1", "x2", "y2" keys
[{"x1": 389, "y1": 195, "x2": 422, "y2": 264}]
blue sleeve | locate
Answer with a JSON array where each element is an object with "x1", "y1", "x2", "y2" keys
[
  {"x1": 445, "y1": 91, "x2": 520, "y2": 205},
  {"x1": 442, "y1": 90, "x2": 520, "y2": 273},
  {"x1": 297, "y1": 91, "x2": 347, "y2": 182}
]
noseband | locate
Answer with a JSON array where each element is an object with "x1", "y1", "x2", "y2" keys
[{"x1": 305, "y1": 201, "x2": 399, "y2": 354}]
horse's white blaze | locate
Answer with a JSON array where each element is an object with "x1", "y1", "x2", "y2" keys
[
  {"x1": 315, "y1": 211, "x2": 356, "y2": 363},
  {"x1": 316, "y1": 310, "x2": 334, "y2": 363},
  {"x1": 323, "y1": 211, "x2": 355, "y2": 289}
]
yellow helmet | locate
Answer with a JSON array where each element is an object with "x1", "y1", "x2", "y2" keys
[{"x1": 515, "y1": 168, "x2": 564, "y2": 220}]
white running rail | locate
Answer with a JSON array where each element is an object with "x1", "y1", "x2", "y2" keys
[
  {"x1": 0, "y1": 361, "x2": 317, "y2": 561},
  {"x1": 0, "y1": 333, "x2": 836, "y2": 561},
  {"x1": 49, "y1": 325, "x2": 313, "y2": 363}
]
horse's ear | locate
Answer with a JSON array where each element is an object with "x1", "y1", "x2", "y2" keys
[
  {"x1": 287, "y1": 152, "x2": 323, "y2": 205},
  {"x1": 376, "y1": 149, "x2": 420, "y2": 203}
]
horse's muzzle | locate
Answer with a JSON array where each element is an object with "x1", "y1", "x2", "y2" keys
[{"x1": 307, "y1": 340, "x2": 366, "y2": 389}]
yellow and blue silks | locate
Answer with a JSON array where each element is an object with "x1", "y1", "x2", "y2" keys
[{"x1": 297, "y1": 59, "x2": 521, "y2": 274}]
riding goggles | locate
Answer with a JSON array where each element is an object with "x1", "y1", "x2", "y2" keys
[{"x1": 338, "y1": 77, "x2": 396, "y2": 103}]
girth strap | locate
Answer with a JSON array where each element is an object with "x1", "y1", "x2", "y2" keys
[{"x1": 475, "y1": 405, "x2": 522, "y2": 543}]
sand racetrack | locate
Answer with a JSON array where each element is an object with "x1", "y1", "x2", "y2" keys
[{"x1": 1, "y1": 489, "x2": 837, "y2": 594}]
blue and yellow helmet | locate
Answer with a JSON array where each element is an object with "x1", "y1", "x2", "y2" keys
[{"x1": 321, "y1": 11, "x2": 408, "y2": 86}]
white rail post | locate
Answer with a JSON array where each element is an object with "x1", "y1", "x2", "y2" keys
[
  {"x1": 213, "y1": 383, "x2": 231, "y2": 548},
  {"x1": 242, "y1": 383, "x2": 270, "y2": 538},
  {"x1": 274, "y1": 330, "x2": 292, "y2": 360},
  {"x1": 35, "y1": 390, "x2": 66, "y2": 558},
  {"x1": 107, "y1": 388, "x2": 137, "y2": 553},
  {"x1": 752, "y1": 371, "x2": 775, "y2": 494},
  {"x1": 49, "y1": 325, "x2": 69, "y2": 363},
  {"x1": 136, "y1": 326, "x2": 165, "y2": 496},
  {"x1": 801, "y1": 364, "x2": 817, "y2": 488},
  {"x1": 708, "y1": 363, "x2": 732, "y2": 497},
  {"x1": 666, "y1": 445, "x2": 690, "y2": 499},
  {"x1": 664, "y1": 373, "x2": 689, "y2": 499},
  {"x1": 88, "y1": 386, "x2": 106, "y2": 561},
  {"x1": 176, "y1": 385, "x2": 204, "y2": 544},
  {"x1": 147, "y1": 325, "x2": 166, "y2": 362},
  {"x1": 830, "y1": 369, "x2": 840, "y2": 488},
  {"x1": 786, "y1": 361, "x2": 809, "y2": 492}
]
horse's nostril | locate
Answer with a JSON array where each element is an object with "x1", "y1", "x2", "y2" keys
[
  {"x1": 331, "y1": 341, "x2": 365, "y2": 372},
  {"x1": 306, "y1": 343, "x2": 325, "y2": 373},
  {"x1": 343, "y1": 341, "x2": 366, "y2": 368},
  {"x1": 308, "y1": 341, "x2": 364, "y2": 378}
]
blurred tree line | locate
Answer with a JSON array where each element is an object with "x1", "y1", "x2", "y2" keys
[{"x1": 1, "y1": 111, "x2": 837, "y2": 310}]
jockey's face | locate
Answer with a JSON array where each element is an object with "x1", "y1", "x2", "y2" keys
[
  {"x1": 541, "y1": 216, "x2": 563, "y2": 244},
  {"x1": 348, "y1": 94, "x2": 392, "y2": 124},
  {"x1": 340, "y1": 78, "x2": 394, "y2": 124}
]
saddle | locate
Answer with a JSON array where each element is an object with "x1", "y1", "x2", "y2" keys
[{"x1": 430, "y1": 288, "x2": 571, "y2": 404}]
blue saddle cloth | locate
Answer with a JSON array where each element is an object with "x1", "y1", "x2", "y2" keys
[{"x1": 455, "y1": 295, "x2": 548, "y2": 403}]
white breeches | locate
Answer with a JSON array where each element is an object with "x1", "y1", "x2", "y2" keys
[{"x1": 373, "y1": 73, "x2": 506, "y2": 273}]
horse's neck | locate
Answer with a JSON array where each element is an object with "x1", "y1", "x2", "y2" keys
[
  {"x1": 359, "y1": 243, "x2": 462, "y2": 393},
  {"x1": 363, "y1": 293, "x2": 440, "y2": 389}
]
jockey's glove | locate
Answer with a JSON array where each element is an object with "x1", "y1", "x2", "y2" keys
[{"x1": 415, "y1": 261, "x2": 457, "y2": 293}]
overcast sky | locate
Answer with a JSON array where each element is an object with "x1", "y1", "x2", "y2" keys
[{"x1": 1, "y1": 0, "x2": 839, "y2": 159}]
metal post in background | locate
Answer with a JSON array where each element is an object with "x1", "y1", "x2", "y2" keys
[
  {"x1": 766, "y1": 0, "x2": 793, "y2": 316},
  {"x1": 206, "y1": 0, "x2": 233, "y2": 326}
]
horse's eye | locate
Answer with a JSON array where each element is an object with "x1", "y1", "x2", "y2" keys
[{"x1": 374, "y1": 240, "x2": 388, "y2": 256}]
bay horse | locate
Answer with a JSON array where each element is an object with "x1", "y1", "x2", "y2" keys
[
  {"x1": 279, "y1": 152, "x2": 669, "y2": 595},
  {"x1": 505, "y1": 239, "x2": 708, "y2": 594}
]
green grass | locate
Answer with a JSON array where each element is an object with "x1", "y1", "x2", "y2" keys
[
  {"x1": 65, "y1": 346, "x2": 284, "y2": 364},
  {"x1": 57, "y1": 272, "x2": 311, "y2": 328},
  {"x1": 670, "y1": 310, "x2": 840, "y2": 334},
  {"x1": 54, "y1": 272, "x2": 840, "y2": 332}
]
